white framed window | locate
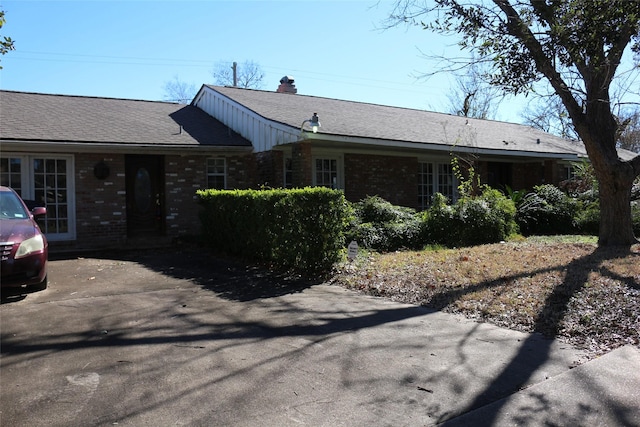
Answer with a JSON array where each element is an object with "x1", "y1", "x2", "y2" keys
[
  {"x1": 284, "y1": 157, "x2": 293, "y2": 188},
  {"x1": 0, "y1": 156, "x2": 26, "y2": 194},
  {"x1": 418, "y1": 161, "x2": 457, "y2": 209},
  {"x1": 563, "y1": 164, "x2": 576, "y2": 181},
  {"x1": 313, "y1": 156, "x2": 343, "y2": 189},
  {"x1": 206, "y1": 158, "x2": 226, "y2": 189},
  {"x1": 1, "y1": 154, "x2": 76, "y2": 241}
]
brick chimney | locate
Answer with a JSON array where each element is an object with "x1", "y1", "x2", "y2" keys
[{"x1": 276, "y1": 76, "x2": 297, "y2": 94}]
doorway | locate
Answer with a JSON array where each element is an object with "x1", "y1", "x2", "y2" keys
[{"x1": 125, "y1": 155, "x2": 165, "y2": 237}]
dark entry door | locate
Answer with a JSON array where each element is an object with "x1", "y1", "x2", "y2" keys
[
  {"x1": 125, "y1": 155, "x2": 165, "y2": 237},
  {"x1": 487, "y1": 162, "x2": 513, "y2": 191}
]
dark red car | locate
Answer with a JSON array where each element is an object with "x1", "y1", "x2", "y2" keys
[{"x1": 1, "y1": 186, "x2": 48, "y2": 295}]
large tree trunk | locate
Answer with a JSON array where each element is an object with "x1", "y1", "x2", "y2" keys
[
  {"x1": 596, "y1": 164, "x2": 637, "y2": 246},
  {"x1": 575, "y1": 102, "x2": 639, "y2": 247}
]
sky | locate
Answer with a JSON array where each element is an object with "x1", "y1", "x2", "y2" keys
[{"x1": 1, "y1": 1, "x2": 637, "y2": 125}]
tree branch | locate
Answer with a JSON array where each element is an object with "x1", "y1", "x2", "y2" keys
[{"x1": 493, "y1": 0, "x2": 584, "y2": 126}]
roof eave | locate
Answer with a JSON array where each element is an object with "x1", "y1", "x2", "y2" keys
[
  {"x1": 301, "y1": 133, "x2": 583, "y2": 160},
  {"x1": 0, "y1": 140, "x2": 253, "y2": 154}
]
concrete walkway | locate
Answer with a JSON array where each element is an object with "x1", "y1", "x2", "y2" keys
[{"x1": 1, "y1": 250, "x2": 638, "y2": 426}]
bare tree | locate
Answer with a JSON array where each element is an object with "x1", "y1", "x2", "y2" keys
[
  {"x1": 212, "y1": 60, "x2": 265, "y2": 89},
  {"x1": 386, "y1": 0, "x2": 640, "y2": 246},
  {"x1": 162, "y1": 75, "x2": 197, "y2": 104},
  {"x1": 618, "y1": 109, "x2": 640, "y2": 154},
  {"x1": 447, "y1": 60, "x2": 504, "y2": 120},
  {"x1": 521, "y1": 94, "x2": 578, "y2": 140}
]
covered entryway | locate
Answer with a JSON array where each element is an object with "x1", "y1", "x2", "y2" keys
[{"x1": 125, "y1": 154, "x2": 165, "y2": 237}]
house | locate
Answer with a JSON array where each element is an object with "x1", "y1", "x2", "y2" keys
[
  {"x1": 1, "y1": 79, "x2": 589, "y2": 251},
  {"x1": 193, "y1": 78, "x2": 591, "y2": 206},
  {"x1": 0, "y1": 90, "x2": 252, "y2": 251}
]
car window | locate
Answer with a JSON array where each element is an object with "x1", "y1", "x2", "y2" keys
[{"x1": 0, "y1": 192, "x2": 29, "y2": 219}]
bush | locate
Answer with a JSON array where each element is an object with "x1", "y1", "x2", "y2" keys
[
  {"x1": 574, "y1": 200, "x2": 640, "y2": 236},
  {"x1": 457, "y1": 189, "x2": 517, "y2": 245},
  {"x1": 197, "y1": 187, "x2": 350, "y2": 274},
  {"x1": 573, "y1": 201, "x2": 600, "y2": 235},
  {"x1": 423, "y1": 189, "x2": 516, "y2": 247},
  {"x1": 346, "y1": 196, "x2": 423, "y2": 252},
  {"x1": 516, "y1": 184, "x2": 577, "y2": 235},
  {"x1": 422, "y1": 193, "x2": 457, "y2": 246}
]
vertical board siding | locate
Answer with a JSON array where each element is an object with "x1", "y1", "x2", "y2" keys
[{"x1": 195, "y1": 87, "x2": 299, "y2": 152}]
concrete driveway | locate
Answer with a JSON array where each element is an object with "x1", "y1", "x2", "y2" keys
[{"x1": 1, "y1": 249, "x2": 638, "y2": 426}]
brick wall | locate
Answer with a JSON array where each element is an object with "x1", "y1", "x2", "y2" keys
[
  {"x1": 165, "y1": 153, "x2": 257, "y2": 238},
  {"x1": 67, "y1": 151, "x2": 568, "y2": 250},
  {"x1": 292, "y1": 142, "x2": 313, "y2": 187},
  {"x1": 344, "y1": 153, "x2": 418, "y2": 208},
  {"x1": 164, "y1": 155, "x2": 205, "y2": 238},
  {"x1": 513, "y1": 162, "x2": 545, "y2": 190},
  {"x1": 69, "y1": 152, "x2": 258, "y2": 250},
  {"x1": 75, "y1": 153, "x2": 128, "y2": 248},
  {"x1": 254, "y1": 151, "x2": 284, "y2": 188}
]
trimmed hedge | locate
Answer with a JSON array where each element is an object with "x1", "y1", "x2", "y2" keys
[{"x1": 197, "y1": 187, "x2": 350, "y2": 273}]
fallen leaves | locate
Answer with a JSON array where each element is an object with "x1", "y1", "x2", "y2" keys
[{"x1": 332, "y1": 241, "x2": 640, "y2": 358}]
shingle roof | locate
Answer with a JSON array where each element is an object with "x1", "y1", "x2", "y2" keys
[
  {"x1": 0, "y1": 90, "x2": 251, "y2": 148},
  {"x1": 208, "y1": 85, "x2": 588, "y2": 158}
]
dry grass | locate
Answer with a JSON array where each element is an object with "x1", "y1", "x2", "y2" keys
[{"x1": 331, "y1": 238, "x2": 640, "y2": 358}]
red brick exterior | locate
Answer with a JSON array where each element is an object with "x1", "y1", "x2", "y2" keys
[
  {"x1": 478, "y1": 159, "x2": 564, "y2": 191},
  {"x1": 255, "y1": 150, "x2": 284, "y2": 188},
  {"x1": 292, "y1": 142, "x2": 313, "y2": 187},
  {"x1": 344, "y1": 153, "x2": 418, "y2": 208},
  {"x1": 66, "y1": 152, "x2": 257, "y2": 250},
  {"x1": 513, "y1": 162, "x2": 546, "y2": 189},
  {"x1": 55, "y1": 149, "x2": 571, "y2": 251},
  {"x1": 75, "y1": 153, "x2": 128, "y2": 248}
]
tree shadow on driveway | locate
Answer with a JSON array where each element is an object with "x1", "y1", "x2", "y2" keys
[
  {"x1": 439, "y1": 245, "x2": 640, "y2": 426},
  {"x1": 51, "y1": 247, "x2": 320, "y2": 302}
]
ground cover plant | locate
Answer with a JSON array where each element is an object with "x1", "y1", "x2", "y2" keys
[{"x1": 331, "y1": 237, "x2": 640, "y2": 358}]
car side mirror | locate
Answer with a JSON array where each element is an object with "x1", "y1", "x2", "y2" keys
[{"x1": 32, "y1": 207, "x2": 47, "y2": 217}]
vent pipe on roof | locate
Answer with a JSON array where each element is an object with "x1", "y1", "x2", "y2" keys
[
  {"x1": 232, "y1": 62, "x2": 238, "y2": 87},
  {"x1": 277, "y1": 76, "x2": 297, "y2": 94}
]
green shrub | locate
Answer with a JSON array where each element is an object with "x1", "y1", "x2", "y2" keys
[
  {"x1": 422, "y1": 193, "x2": 458, "y2": 246},
  {"x1": 574, "y1": 200, "x2": 640, "y2": 237},
  {"x1": 573, "y1": 201, "x2": 600, "y2": 235},
  {"x1": 346, "y1": 196, "x2": 423, "y2": 252},
  {"x1": 423, "y1": 189, "x2": 516, "y2": 247},
  {"x1": 197, "y1": 187, "x2": 350, "y2": 274},
  {"x1": 457, "y1": 188, "x2": 517, "y2": 245},
  {"x1": 516, "y1": 184, "x2": 577, "y2": 235}
]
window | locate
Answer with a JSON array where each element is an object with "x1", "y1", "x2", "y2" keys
[
  {"x1": 418, "y1": 161, "x2": 457, "y2": 209},
  {"x1": 437, "y1": 163, "x2": 456, "y2": 201},
  {"x1": 314, "y1": 158, "x2": 338, "y2": 188},
  {"x1": 206, "y1": 158, "x2": 226, "y2": 189},
  {"x1": 34, "y1": 158, "x2": 69, "y2": 235},
  {"x1": 418, "y1": 162, "x2": 434, "y2": 210},
  {"x1": 0, "y1": 157, "x2": 23, "y2": 193},
  {"x1": 284, "y1": 157, "x2": 293, "y2": 188},
  {"x1": 1, "y1": 154, "x2": 75, "y2": 240},
  {"x1": 563, "y1": 164, "x2": 575, "y2": 181}
]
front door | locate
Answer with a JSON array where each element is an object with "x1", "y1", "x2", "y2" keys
[{"x1": 125, "y1": 155, "x2": 165, "y2": 237}]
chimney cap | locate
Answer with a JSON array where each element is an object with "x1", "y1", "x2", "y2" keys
[{"x1": 280, "y1": 75, "x2": 295, "y2": 84}]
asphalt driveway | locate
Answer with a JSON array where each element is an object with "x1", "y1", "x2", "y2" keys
[{"x1": 1, "y1": 249, "x2": 637, "y2": 426}]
